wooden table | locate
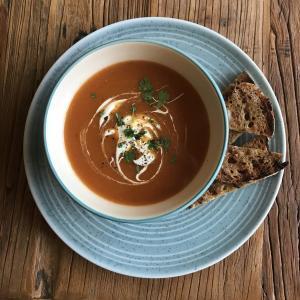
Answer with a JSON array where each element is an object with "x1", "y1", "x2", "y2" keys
[{"x1": 0, "y1": 1, "x2": 299, "y2": 299}]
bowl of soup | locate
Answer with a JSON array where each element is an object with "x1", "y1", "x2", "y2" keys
[{"x1": 44, "y1": 41, "x2": 228, "y2": 221}]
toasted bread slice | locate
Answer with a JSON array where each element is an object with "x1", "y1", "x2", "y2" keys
[
  {"x1": 190, "y1": 137, "x2": 287, "y2": 207},
  {"x1": 225, "y1": 73, "x2": 274, "y2": 137},
  {"x1": 216, "y1": 146, "x2": 286, "y2": 185}
]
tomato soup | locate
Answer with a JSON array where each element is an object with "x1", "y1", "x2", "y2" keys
[{"x1": 64, "y1": 61, "x2": 210, "y2": 205}]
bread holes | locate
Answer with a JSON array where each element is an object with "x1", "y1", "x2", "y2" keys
[{"x1": 228, "y1": 157, "x2": 237, "y2": 164}]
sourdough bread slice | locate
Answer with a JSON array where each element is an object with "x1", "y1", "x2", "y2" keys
[
  {"x1": 216, "y1": 146, "x2": 286, "y2": 185},
  {"x1": 225, "y1": 72, "x2": 275, "y2": 137},
  {"x1": 190, "y1": 137, "x2": 286, "y2": 207}
]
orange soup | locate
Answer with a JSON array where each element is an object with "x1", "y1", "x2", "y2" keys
[{"x1": 64, "y1": 61, "x2": 210, "y2": 205}]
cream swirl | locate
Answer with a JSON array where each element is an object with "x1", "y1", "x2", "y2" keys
[{"x1": 80, "y1": 90, "x2": 183, "y2": 185}]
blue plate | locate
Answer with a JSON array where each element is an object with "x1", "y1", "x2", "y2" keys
[{"x1": 24, "y1": 17, "x2": 286, "y2": 278}]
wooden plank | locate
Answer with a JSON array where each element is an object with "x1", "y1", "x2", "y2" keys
[{"x1": 0, "y1": 0, "x2": 299, "y2": 299}]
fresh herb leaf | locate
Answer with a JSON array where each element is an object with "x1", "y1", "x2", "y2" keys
[
  {"x1": 123, "y1": 150, "x2": 135, "y2": 163},
  {"x1": 147, "y1": 137, "x2": 170, "y2": 152},
  {"x1": 118, "y1": 142, "x2": 125, "y2": 148},
  {"x1": 124, "y1": 127, "x2": 135, "y2": 138},
  {"x1": 139, "y1": 78, "x2": 153, "y2": 93},
  {"x1": 158, "y1": 137, "x2": 170, "y2": 151},
  {"x1": 170, "y1": 154, "x2": 177, "y2": 164},
  {"x1": 139, "y1": 78, "x2": 154, "y2": 103},
  {"x1": 156, "y1": 90, "x2": 169, "y2": 108},
  {"x1": 134, "y1": 129, "x2": 146, "y2": 140},
  {"x1": 130, "y1": 103, "x2": 137, "y2": 114},
  {"x1": 136, "y1": 165, "x2": 142, "y2": 174},
  {"x1": 115, "y1": 113, "x2": 124, "y2": 126},
  {"x1": 142, "y1": 91, "x2": 153, "y2": 103},
  {"x1": 90, "y1": 92, "x2": 97, "y2": 99},
  {"x1": 147, "y1": 139, "x2": 159, "y2": 150}
]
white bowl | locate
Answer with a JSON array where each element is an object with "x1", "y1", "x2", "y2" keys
[{"x1": 44, "y1": 41, "x2": 228, "y2": 221}]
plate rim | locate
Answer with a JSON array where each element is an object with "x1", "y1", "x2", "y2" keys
[{"x1": 23, "y1": 17, "x2": 286, "y2": 278}]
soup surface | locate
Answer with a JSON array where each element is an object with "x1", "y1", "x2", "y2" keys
[{"x1": 64, "y1": 61, "x2": 210, "y2": 205}]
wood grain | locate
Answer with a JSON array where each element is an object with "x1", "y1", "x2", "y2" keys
[{"x1": 0, "y1": 0, "x2": 299, "y2": 299}]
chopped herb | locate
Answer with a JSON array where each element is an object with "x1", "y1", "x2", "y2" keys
[
  {"x1": 139, "y1": 78, "x2": 153, "y2": 93},
  {"x1": 118, "y1": 142, "x2": 125, "y2": 148},
  {"x1": 143, "y1": 91, "x2": 153, "y2": 103},
  {"x1": 157, "y1": 90, "x2": 169, "y2": 108},
  {"x1": 130, "y1": 103, "x2": 137, "y2": 114},
  {"x1": 139, "y1": 78, "x2": 154, "y2": 103},
  {"x1": 124, "y1": 127, "x2": 135, "y2": 138},
  {"x1": 147, "y1": 137, "x2": 170, "y2": 152},
  {"x1": 136, "y1": 165, "x2": 142, "y2": 174},
  {"x1": 123, "y1": 149, "x2": 135, "y2": 163},
  {"x1": 138, "y1": 77, "x2": 171, "y2": 108},
  {"x1": 90, "y1": 92, "x2": 97, "y2": 99},
  {"x1": 170, "y1": 154, "x2": 177, "y2": 164},
  {"x1": 115, "y1": 113, "x2": 124, "y2": 126},
  {"x1": 147, "y1": 139, "x2": 159, "y2": 150},
  {"x1": 158, "y1": 137, "x2": 170, "y2": 151},
  {"x1": 134, "y1": 129, "x2": 146, "y2": 140}
]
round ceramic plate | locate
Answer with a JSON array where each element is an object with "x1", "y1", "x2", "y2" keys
[{"x1": 24, "y1": 18, "x2": 286, "y2": 278}]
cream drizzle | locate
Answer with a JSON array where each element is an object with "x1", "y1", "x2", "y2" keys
[{"x1": 80, "y1": 90, "x2": 184, "y2": 186}]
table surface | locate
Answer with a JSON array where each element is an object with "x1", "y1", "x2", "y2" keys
[{"x1": 0, "y1": 0, "x2": 299, "y2": 299}]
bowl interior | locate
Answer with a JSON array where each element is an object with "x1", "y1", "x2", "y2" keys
[{"x1": 44, "y1": 41, "x2": 228, "y2": 221}]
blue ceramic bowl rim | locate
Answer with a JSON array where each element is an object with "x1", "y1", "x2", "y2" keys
[{"x1": 43, "y1": 39, "x2": 229, "y2": 222}]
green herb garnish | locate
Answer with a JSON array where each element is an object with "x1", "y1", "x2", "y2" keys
[
  {"x1": 115, "y1": 113, "x2": 124, "y2": 126},
  {"x1": 158, "y1": 137, "x2": 170, "y2": 151},
  {"x1": 134, "y1": 129, "x2": 146, "y2": 140},
  {"x1": 147, "y1": 139, "x2": 159, "y2": 150},
  {"x1": 139, "y1": 78, "x2": 153, "y2": 93},
  {"x1": 157, "y1": 90, "x2": 170, "y2": 108},
  {"x1": 130, "y1": 103, "x2": 137, "y2": 114},
  {"x1": 123, "y1": 149, "x2": 135, "y2": 163},
  {"x1": 124, "y1": 127, "x2": 135, "y2": 138},
  {"x1": 139, "y1": 78, "x2": 154, "y2": 103},
  {"x1": 138, "y1": 78, "x2": 170, "y2": 108},
  {"x1": 147, "y1": 137, "x2": 170, "y2": 152},
  {"x1": 118, "y1": 142, "x2": 125, "y2": 148},
  {"x1": 90, "y1": 92, "x2": 97, "y2": 99}
]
